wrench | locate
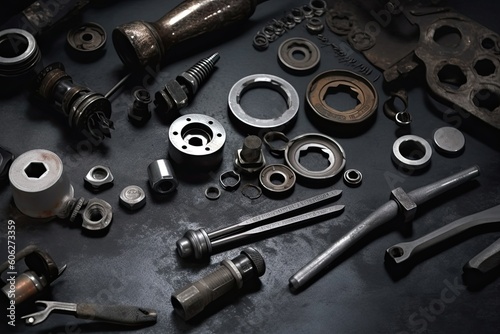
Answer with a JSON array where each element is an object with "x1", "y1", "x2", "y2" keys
[{"x1": 463, "y1": 237, "x2": 500, "y2": 287}]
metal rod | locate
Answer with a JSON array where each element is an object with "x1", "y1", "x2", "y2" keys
[{"x1": 104, "y1": 73, "x2": 131, "y2": 99}]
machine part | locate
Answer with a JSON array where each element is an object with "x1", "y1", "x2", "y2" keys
[
  {"x1": 69, "y1": 197, "x2": 86, "y2": 223},
  {"x1": 34, "y1": 62, "x2": 114, "y2": 142},
  {"x1": 171, "y1": 247, "x2": 266, "y2": 320},
  {"x1": 463, "y1": 237, "x2": 500, "y2": 288},
  {"x1": 176, "y1": 190, "x2": 342, "y2": 260},
  {"x1": 343, "y1": 169, "x2": 362, "y2": 187},
  {"x1": 0, "y1": 245, "x2": 66, "y2": 305},
  {"x1": 306, "y1": 70, "x2": 378, "y2": 128},
  {"x1": 119, "y1": 185, "x2": 146, "y2": 211},
  {"x1": 348, "y1": 30, "x2": 376, "y2": 51},
  {"x1": 228, "y1": 74, "x2": 299, "y2": 133},
  {"x1": 9, "y1": 149, "x2": 74, "y2": 219},
  {"x1": 253, "y1": 33, "x2": 269, "y2": 51},
  {"x1": 385, "y1": 204, "x2": 500, "y2": 266},
  {"x1": 383, "y1": 90, "x2": 412, "y2": 127},
  {"x1": 113, "y1": 0, "x2": 267, "y2": 69},
  {"x1": 22, "y1": 300, "x2": 157, "y2": 326},
  {"x1": 0, "y1": 28, "x2": 43, "y2": 93},
  {"x1": 433, "y1": 127, "x2": 466, "y2": 156},
  {"x1": 278, "y1": 38, "x2": 320, "y2": 72},
  {"x1": 290, "y1": 7, "x2": 305, "y2": 23},
  {"x1": 309, "y1": 0, "x2": 327, "y2": 16},
  {"x1": 234, "y1": 135, "x2": 266, "y2": 174},
  {"x1": 168, "y1": 114, "x2": 226, "y2": 170},
  {"x1": 147, "y1": 159, "x2": 178, "y2": 195},
  {"x1": 282, "y1": 15, "x2": 297, "y2": 30},
  {"x1": 105, "y1": 73, "x2": 132, "y2": 99},
  {"x1": 261, "y1": 25, "x2": 277, "y2": 42},
  {"x1": 328, "y1": 42, "x2": 376, "y2": 79},
  {"x1": 326, "y1": 11, "x2": 354, "y2": 36},
  {"x1": 0, "y1": 146, "x2": 14, "y2": 182},
  {"x1": 301, "y1": 5, "x2": 314, "y2": 19},
  {"x1": 306, "y1": 18, "x2": 324, "y2": 35},
  {"x1": 81, "y1": 198, "x2": 113, "y2": 231},
  {"x1": 66, "y1": 22, "x2": 106, "y2": 60},
  {"x1": 205, "y1": 186, "x2": 221, "y2": 200},
  {"x1": 271, "y1": 20, "x2": 285, "y2": 37},
  {"x1": 84, "y1": 165, "x2": 114, "y2": 192},
  {"x1": 284, "y1": 133, "x2": 346, "y2": 184},
  {"x1": 154, "y1": 53, "x2": 220, "y2": 119},
  {"x1": 128, "y1": 89, "x2": 152, "y2": 125},
  {"x1": 391, "y1": 135, "x2": 432, "y2": 170},
  {"x1": 289, "y1": 166, "x2": 480, "y2": 291},
  {"x1": 259, "y1": 164, "x2": 296, "y2": 196},
  {"x1": 263, "y1": 131, "x2": 290, "y2": 158},
  {"x1": 219, "y1": 171, "x2": 241, "y2": 191},
  {"x1": 241, "y1": 184, "x2": 262, "y2": 200}
]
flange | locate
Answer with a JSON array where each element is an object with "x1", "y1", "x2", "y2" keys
[
  {"x1": 392, "y1": 135, "x2": 432, "y2": 170},
  {"x1": 278, "y1": 38, "x2": 320, "y2": 72}
]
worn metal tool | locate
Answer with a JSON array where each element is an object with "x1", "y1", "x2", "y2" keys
[
  {"x1": 177, "y1": 190, "x2": 343, "y2": 260},
  {"x1": 289, "y1": 166, "x2": 480, "y2": 291},
  {"x1": 113, "y1": 0, "x2": 268, "y2": 69},
  {"x1": 22, "y1": 300, "x2": 157, "y2": 326},
  {"x1": 386, "y1": 204, "x2": 500, "y2": 265},
  {"x1": 463, "y1": 236, "x2": 500, "y2": 287}
]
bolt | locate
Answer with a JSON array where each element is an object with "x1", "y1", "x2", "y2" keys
[
  {"x1": 171, "y1": 247, "x2": 266, "y2": 320},
  {"x1": 234, "y1": 135, "x2": 266, "y2": 174},
  {"x1": 128, "y1": 89, "x2": 152, "y2": 125},
  {"x1": 154, "y1": 53, "x2": 220, "y2": 119}
]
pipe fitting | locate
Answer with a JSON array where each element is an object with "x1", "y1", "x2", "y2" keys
[{"x1": 147, "y1": 159, "x2": 178, "y2": 195}]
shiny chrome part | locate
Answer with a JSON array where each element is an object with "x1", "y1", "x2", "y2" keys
[
  {"x1": 81, "y1": 198, "x2": 113, "y2": 231},
  {"x1": 343, "y1": 169, "x2": 362, "y2": 186},
  {"x1": 147, "y1": 159, "x2": 178, "y2": 195},
  {"x1": 84, "y1": 165, "x2": 114, "y2": 192},
  {"x1": 392, "y1": 135, "x2": 432, "y2": 170},
  {"x1": 119, "y1": 185, "x2": 146, "y2": 211},
  {"x1": 433, "y1": 127, "x2": 466, "y2": 156}
]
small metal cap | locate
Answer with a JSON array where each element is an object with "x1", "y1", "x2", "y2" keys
[
  {"x1": 433, "y1": 127, "x2": 465, "y2": 156},
  {"x1": 119, "y1": 185, "x2": 146, "y2": 211}
]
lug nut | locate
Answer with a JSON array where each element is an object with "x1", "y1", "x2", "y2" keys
[{"x1": 171, "y1": 247, "x2": 266, "y2": 320}]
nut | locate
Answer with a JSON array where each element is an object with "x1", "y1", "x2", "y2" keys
[
  {"x1": 154, "y1": 80, "x2": 189, "y2": 116},
  {"x1": 147, "y1": 159, "x2": 178, "y2": 195},
  {"x1": 119, "y1": 185, "x2": 146, "y2": 211},
  {"x1": 81, "y1": 198, "x2": 113, "y2": 231},
  {"x1": 128, "y1": 89, "x2": 152, "y2": 125},
  {"x1": 84, "y1": 165, "x2": 114, "y2": 192}
]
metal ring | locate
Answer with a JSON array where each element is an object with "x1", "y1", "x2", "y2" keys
[
  {"x1": 309, "y1": 0, "x2": 327, "y2": 16},
  {"x1": 205, "y1": 186, "x2": 221, "y2": 200},
  {"x1": 259, "y1": 164, "x2": 296, "y2": 195},
  {"x1": 219, "y1": 170, "x2": 241, "y2": 191},
  {"x1": 302, "y1": 5, "x2": 315, "y2": 19},
  {"x1": 383, "y1": 90, "x2": 411, "y2": 127},
  {"x1": 278, "y1": 38, "x2": 320, "y2": 72},
  {"x1": 306, "y1": 18, "x2": 324, "y2": 35},
  {"x1": 253, "y1": 33, "x2": 269, "y2": 51},
  {"x1": 263, "y1": 132, "x2": 290, "y2": 158},
  {"x1": 392, "y1": 135, "x2": 432, "y2": 170},
  {"x1": 228, "y1": 74, "x2": 299, "y2": 133},
  {"x1": 284, "y1": 133, "x2": 346, "y2": 183},
  {"x1": 241, "y1": 184, "x2": 263, "y2": 200},
  {"x1": 343, "y1": 169, "x2": 362, "y2": 187},
  {"x1": 290, "y1": 7, "x2": 305, "y2": 23},
  {"x1": 67, "y1": 22, "x2": 107, "y2": 59}
]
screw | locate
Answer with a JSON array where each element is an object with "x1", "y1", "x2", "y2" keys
[
  {"x1": 171, "y1": 247, "x2": 266, "y2": 320},
  {"x1": 241, "y1": 135, "x2": 262, "y2": 162},
  {"x1": 128, "y1": 89, "x2": 152, "y2": 125}
]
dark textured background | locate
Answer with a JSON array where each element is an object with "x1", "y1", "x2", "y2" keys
[{"x1": 1, "y1": 0, "x2": 500, "y2": 333}]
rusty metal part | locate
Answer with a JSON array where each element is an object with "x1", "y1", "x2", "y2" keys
[
  {"x1": 234, "y1": 135, "x2": 266, "y2": 174},
  {"x1": 383, "y1": 90, "x2": 412, "y2": 127},
  {"x1": 66, "y1": 22, "x2": 106, "y2": 60},
  {"x1": 306, "y1": 70, "x2": 378, "y2": 128},
  {"x1": 326, "y1": 10, "x2": 354, "y2": 36},
  {"x1": 34, "y1": 62, "x2": 114, "y2": 142},
  {"x1": 259, "y1": 164, "x2": 296, "y2": 196},
  {"x1": 84, "y1": 165, "x2": 114, "y2": 192},
  {"x1": 289, "y1": 166, "x2": 480, "y2": 291},
  {"x1": 129, "y1": 89, "x2": 152, "y2": 125},
  {"x1": 171, "y1": 248, "x2": 265, "y2": 320},
  {"x1": 392, "y1": 135, "x2": 432, "y2": 170},
  {"x1": 119, "y1": 185, "x2": 146, "y2": 211},
  {"x1": 278, "y1": 38, "x2": 320, "y2": 72},
  {"x1": 113, "y1": 0, "x2": 267, "y2": 69},
  {"x1": 219, "y1": 170, "x2": 241, "y2": 191},
  {"x1": 147, "y1": 159, "x2": 178, "y2": 195}
]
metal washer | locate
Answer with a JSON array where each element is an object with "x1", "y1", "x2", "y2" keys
[
  {"x1": 67, "y1": 22, "x2": 107, "y2": 59},
  {"x1": 392, "y1": 135, "x2": 432, "y2": 169},
  {"x1": 259, "y1": 164, "x2": 296, "y2": 195},
  {"x1": 278, "y1": 38, "x2": 320, "y2": 72}
]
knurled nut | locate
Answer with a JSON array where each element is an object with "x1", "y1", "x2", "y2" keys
[{"x1": 241, "y1": 247, "x2": 266, "y2": 276}]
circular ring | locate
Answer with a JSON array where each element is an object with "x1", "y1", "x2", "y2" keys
[
  {"x1": 259, "y1": 164, "x2": 296, "y2": 195},
  {"x1": 261, "y1": 25, "x2": 277, "y2": 42},
  {"x1": 392, "y1": 135, "x2": 432, "y2": 170},
  {"x1": 284, "y1": 133, "x2": 346, "y2": 183},
  {"x1": 309, "y1": 0, "x2": 327, "y2": 16},
  {"x1": 306, "y1": 18, "x2": 325, "y2": 35},
  {"x1": 343, "y1": 169, "x2": 362, "y2": 187},
  {"x1": 283, "y1": 15, "x2": 297, "y2": 29},
  {"x1": 302, "y1": 5, "x2": 315, "y2": 19},
  {"x1": 67, "y1": 22, "x2": 107, "y2": 59},
  {"x1": 306, "y1": 70, "x2": 378, "y2": 127},
  {"x1": 205, "y1": 186, "x2": 221, "y2": 200},
  {"x1": 384, "y1": 90, "x2": 412, "y2": 127},
  {"x1": 253, "y1": 33, "x2": 269, "y2": 51},
  {"x1": 219, "y1": 170, "x2": 241, "y2": 191},
  {"x1": 168, "y1": 114, "x2": 226, "y2": 170},
  {"x1": 263, "y1": 131, "x2": 290, "y2": 157},
  {"x1": 278, "y1": 38, "x2": 321, "y2": 72},
  {"x1": 228, "y1": 74, "x2": 300, "y2": 133},
  {"x1": 290, "y1": 7, "x2": 305, "y2": 23},
  {"x1": 241, "y1": 184, "x2": 263, "y2": 200},
  {"x1": 348, "y1": 30, "x2": 376, "y2": 51}
]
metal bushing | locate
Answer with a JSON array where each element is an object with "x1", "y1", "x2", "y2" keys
[
  {"x1": 228, "y1": 74, "x2": 299, "y2": 134},
  {"x1": 392, "y1": 135, "x2": 432, "y2": 170},
  {"x1": 219, "y1": 170, "x2": 241, "y2": 191},
  {"x1": 253, "y1": 33, "x2": 269, "y2": 51},
  {"x1": 306, "y1": 18, "x2": 324, "y2": 35},
  {"x1": 81, "y1": 198, "x2": 113, "y2": 231},
  {"x1": 343, "y1": 169, "x2": 362, "y2": 187},
  {"x1": 84, "y1": 165, "x2": 114, "y2": 192},
  {"x1": 169, "y1": 114, "x2": 226, "y2": 170},
  {"x1": 301, "y1": 5, "x2": 315, "y2": 19},
  {"x1": 284, "y1": 133, "x2": 346, "y2": 185},
  {"x1": 9, "y1": 149, "x2": 74, "y2": 219},
  {"x1": 278, "y1": 38, "x2": 320, "y2": 72},
  {"x1": 0, "y1": 28, "x2": 42, "y2": 93},
  {"x1": 259, "y1": 164, "x2": 296, "y2": 196},
  {"x1": 147, "y1": 159, "x2": 178, "y2": 195},
  {"x1": 306, "y1": 70, "x2": 378, "y2": 129},
  {"x1": 119, "y1": 185, "x2": 146, "y2": 211},
  {"x1": 67, "y1": 22, "x2": 107, "y2": 61},
  {"x1": 309, "y1": 0, "x2": 328, "y2": 16}
]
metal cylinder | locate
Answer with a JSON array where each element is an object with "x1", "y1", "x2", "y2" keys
[
  {"x1": 1, "y1": 271, "x2": 47, "y2": 304},
  {"x1": 147, "y1": 159, "x2": 178, "y2": 195},
  {"x1": 9, "y1": 149, "x2": 74, "y2": 219}
]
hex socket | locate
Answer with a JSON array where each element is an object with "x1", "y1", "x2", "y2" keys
[{"x1": 147, "y1": 159, "x2": 178, "y2": 195}]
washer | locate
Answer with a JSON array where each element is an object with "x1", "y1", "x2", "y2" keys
[
  {"x1": 228, "y1": 74, "x2": 299, "y2": 133},
  {"x1": 343, "y1": 169, "x2": 362, "y2": 187},
  {"x1": 241, "y1": 184, "x2": 263, "y2": 200},
  {"x1": 392, "y1": 135, "x2": 432, "y2": 170},
  {"x1": 259, "y1": 164, "x2": 296, "y2": 195},
  {"x1": 278, "y1": 38, "x2": 320, "y2": 72},
  {"x1": 67, "y1": 22, "x2": 107, "y2": 59},
  {"x1": 205, "y1": 186, "x2": 221, "y2": 200},
  {"x1": 433, "y1": 127, "x2": 466, "y2": 156}
]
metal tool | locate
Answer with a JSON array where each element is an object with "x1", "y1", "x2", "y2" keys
[
  {"x1": 385, "y1": 204, "x2": 500, "y2": 266},
  {"x1": 22, "y1": 300, "x2": 157, "y2": 326},
  {"x1": 176, "y1": 190, "x2": 343, "y2": 260},
  {"x1": 463, "y1": 236, "x2": 500, "y2": 287},
  {"x1": 289, "y1": 166, "x2": 480, "y2": 291}
]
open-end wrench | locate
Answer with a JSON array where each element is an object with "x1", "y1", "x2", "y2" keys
[
  {"x1": 385, "y1": 204, "x2": 500, "y2": 265},
  {"x1": 21, "y1": 300, "x2": 157, "y2": 326}
]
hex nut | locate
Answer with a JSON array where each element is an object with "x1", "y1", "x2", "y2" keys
[
  {"x1": 84, "y1": 165, "x2": 114, "y2": 192},
  {"x1": 81, "y1": 198, "x2": 113, "y2": 231},
  {"x1": 154, "y1": 80, "x2": 189, "y2": 116},
  {"x1": 147, "y1": 159, "x2": 178, "y2": 195},
  {"x1": 119, "y1": 185, "x2": 146, "y2": 211}
]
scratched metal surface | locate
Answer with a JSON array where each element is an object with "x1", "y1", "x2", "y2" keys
[{"x1": 0, "y1": 0, "x2": 500, "y2": 333}]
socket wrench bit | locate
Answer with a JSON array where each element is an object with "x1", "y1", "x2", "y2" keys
[
  {"x1": 171, "y1": 247, "x2": 265, "y2": 320},
  {"x1": 113, "y1": 0, "x2": 268, "y2": 69},
  {"x1": 289, "y1": 166, "x2": 480, "y2": 291}
]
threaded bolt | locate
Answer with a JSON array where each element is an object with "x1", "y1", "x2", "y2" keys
[
  {"x1": 179, "y1": 52, "x2": 220, "y2": 96},
  {"x1": 171, "y1": 247, "x2": 266, "y2": 320}
]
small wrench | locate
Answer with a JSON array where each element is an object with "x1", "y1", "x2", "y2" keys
[{"x1": 21, "y1": 300, "x2": 157, "y2": 326}]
